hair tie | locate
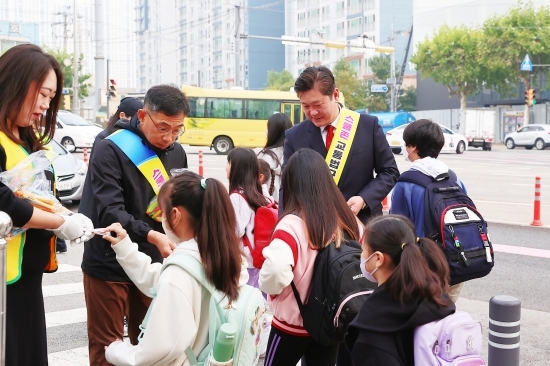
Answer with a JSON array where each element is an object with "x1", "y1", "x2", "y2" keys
[
  {"x1": 416, "y1": 237, "x2": 420, "y2": 243},
  {"x1": 401, "y1": 243, "x2": 407, "y2": 250},
  {"x1": 200, "y1": 178, "x2": 207, "y2": 189}
]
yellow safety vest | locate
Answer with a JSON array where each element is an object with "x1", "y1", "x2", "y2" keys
[{"x1": 0, "y1": 131, "x2": 58, "y2": 284}]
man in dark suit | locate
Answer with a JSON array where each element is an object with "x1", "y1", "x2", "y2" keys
[{"x1": 282, "y1": 66, "x2": 399, "y2": 224}]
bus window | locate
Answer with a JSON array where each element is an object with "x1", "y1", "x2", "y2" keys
[
  {"x1": 189, "y1": 97, "x2": 206, "y2": 118},
  {"x1": 245, "y1": 100, "x2": 281, "y2": 119},
  {"x1": 293, "y1": 104, "x2": 303, "y2": 125},
  {"x1": 283, "y1": 103, "x2": 292, "y2": 118},
  {"x1": 206, "y1": 98, "x2": 243, "y2": 118}
]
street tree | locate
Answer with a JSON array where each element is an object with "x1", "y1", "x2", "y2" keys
[
  {"x1": 411, "y1": 25, "x2": 485, "y2": 109},
  {"x1": 333, "y1": 58, "x2": 367, "y2": 111},
  {"x1": 398, "y1": 87, "x2": 417, "y2": 111},
  {"x1": 45, "y1": 48, "x2": 92, "y2": 107},
  {"x1": 482, "y1": 2, "x2": 550, "y2": 92},
  {"x1": 265, "y1": 69, "x2": 295, "y2": 91}
]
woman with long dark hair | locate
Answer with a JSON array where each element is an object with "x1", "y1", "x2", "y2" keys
[
  {"x1": 259, "y1": 148, "x2": 361, "y2": 366},
  {"x1": 257, "y1": 112, "x2": 292, "y2": 203},
  {"x1": 0, "y1": 44, "x2": 93, "y2": 365},
  {"x1": 345, "y1": 215, "x2": 455, "y2": 366},
  {"x1": 104, "y1": 172, "x2": 248, "y2": 365}
]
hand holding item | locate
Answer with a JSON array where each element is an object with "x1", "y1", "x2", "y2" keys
[
  {"x1": 51, "y1": 213, "x2": 95, "y2": 245},
  {"x1": 101, "y1": 223, "x2": 127, "y2": 245}
]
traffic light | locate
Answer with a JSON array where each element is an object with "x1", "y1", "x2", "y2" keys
[
  {"x1": 525, "y1": 88, "x2": 536, "y2": 106},
  {"x1": 109, "y1": 79, "x2": 117, "y2": 99}
]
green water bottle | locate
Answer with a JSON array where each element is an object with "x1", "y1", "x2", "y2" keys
[{"x1": 213, "y1": 323, "x2": 236, "y2": 362}]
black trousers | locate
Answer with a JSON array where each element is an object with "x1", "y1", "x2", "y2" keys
[{"x1": 264, "y1": 327, "x2": 339, "y2": 366}]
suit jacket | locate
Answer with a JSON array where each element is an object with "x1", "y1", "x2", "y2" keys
[{"x1": 281, "y1": 113, "x2": 400, "y2": 223}]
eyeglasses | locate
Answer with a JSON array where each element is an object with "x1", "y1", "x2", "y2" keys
[{"x1": 145, "y1": 110, "x2": 185, "y2": 137}]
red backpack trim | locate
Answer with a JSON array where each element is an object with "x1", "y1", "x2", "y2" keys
[{"x1": 272, "y1": 230, "x2": 298, "y2": 267}]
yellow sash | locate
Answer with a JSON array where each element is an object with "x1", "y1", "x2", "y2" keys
[
  {"x1": 325, "y1": 109, "x2": 361, "y2": 185},
  {"x1": 0, "y1": 132, "x2": 31, "y2": 284}
]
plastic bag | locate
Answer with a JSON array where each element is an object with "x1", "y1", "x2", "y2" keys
[{"x1": 0, "y1": 150, "x2": 71, "y2": 238}]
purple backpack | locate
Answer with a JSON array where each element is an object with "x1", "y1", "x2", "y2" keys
[{"x1": 414, "y1": 311, "x2": 486, "y2": 366}]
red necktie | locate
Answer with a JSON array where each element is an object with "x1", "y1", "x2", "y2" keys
[{"x1": 325, "y1": 125, "x2": 335, "y2": 151}]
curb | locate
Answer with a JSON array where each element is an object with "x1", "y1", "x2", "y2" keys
[{"x1": 486, "y1": 219, "x2": 549, "y2": 230}]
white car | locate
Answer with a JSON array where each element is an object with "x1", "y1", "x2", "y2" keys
[
  {"x1": 504, "y1": 124, "x2": 550, "y2": 150},
  {"x1": 386, "y1": 123, "x2": 468, "y2": 154},
  {"x1": 54, "y1": 111, "x2": 103, "y2": 150},
  {"x1": 50, "y1": 139, "x2": 87, "y2": 203}
]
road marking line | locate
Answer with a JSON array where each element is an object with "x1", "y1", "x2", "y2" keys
[
  {"x1": 43, "y1": 282, "x2": 84, "y2": 297},
  {"x1": 56, "y1": 264, "x2": 81, "y2": 273},
  {"x1": 48, "y1": 346, "x2": 89, "y2": 366},
  {"x1": 46, "y1": 307, "x2": 87, "y2": 328},
  {"x1": 494, "y1": 244, "x2": 550, "y2": 259}
]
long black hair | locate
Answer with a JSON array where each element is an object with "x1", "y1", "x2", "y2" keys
[
  {"x1": 228, "y1": 148, "x2": 268, "y2": 210},
  {"x1": 258, "y1": 112, "x2": 292, "y2": 165},
  {"x1": 281, "y1": 148, "x2": 359, "y2": 249}
]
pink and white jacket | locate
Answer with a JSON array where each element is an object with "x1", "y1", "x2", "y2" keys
[{"x1": 258, "y1": 214, "x2": 318, "y2": 336}]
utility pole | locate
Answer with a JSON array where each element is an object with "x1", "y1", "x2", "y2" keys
[
  {"x1": 94, "y1": 0, "x2": 105, "y2": 124},
  {"x1": 53, "y1": 6, "x2": 70, "y2": 52},
  {"x1": 106, "y1": 59, "x2": 110, "y2": 118},
  {"x1": 234, "y1": 5, "x2": 241, "y2": 88},
  {"x1": 72, "y1": 0, "x2": 79, "y2": 116},
  {"x1": 389, "y1": 23, "x2": 396, "y2": 112}
]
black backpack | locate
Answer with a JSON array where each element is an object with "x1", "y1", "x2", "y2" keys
[
  {"x1": 290, "y1": 239, "x2": 377, "y2": 346},
  {"x1": 398, "y1": 170, "x2": 494, "y2": 285}
]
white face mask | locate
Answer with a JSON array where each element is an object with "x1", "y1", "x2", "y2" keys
[
  {"x1": 162, "y1": 216, "x2": 181, "y2": 244},
  {"x1": 360, "y1": 252, "x2": 379, "y2": 283},
  {"x1": 403, "y1": 147, "x2": 411, "y2": 162}
]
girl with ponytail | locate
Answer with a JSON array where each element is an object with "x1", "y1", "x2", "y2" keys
[
  {"x1": 345, "y1": 214, "x2": 455, "y2": 366},
  {"x1": 101, "y1": 172, "x2": 248, "y2": 365}
]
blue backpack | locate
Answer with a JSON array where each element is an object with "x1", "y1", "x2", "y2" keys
[
  {"x1": 138, "y1": 254, "x2": 266, "y2": 366},
  {"x1": 398, "y1": 170, "x2": 494, "y2": 285}
]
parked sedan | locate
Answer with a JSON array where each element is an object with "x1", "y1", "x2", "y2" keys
[
  {"x1": 51, "y1": 139, "x2": 87, "y2": 204},
  {"x1": 386, "y1": 123, "x2": 468, "y2": 154},
  {"x1": 54, "y1": 111, "x2": 103, "y2": 150},
  {"x1": 504, "y1": 124, "x2": 550, "y2": 150}
]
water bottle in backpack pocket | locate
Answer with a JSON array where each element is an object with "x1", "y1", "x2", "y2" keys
[{"x1": 414, "y1": 311, "x2": 486, "y2": 365}]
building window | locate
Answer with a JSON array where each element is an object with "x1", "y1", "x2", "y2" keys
[
  {"x1": 336, "y1": 2, "x2": 345, "y2": 17},
  {"x1": 350, "y1": 59, "x2": 360, "y2": 74},
  {"x1": 366, "y1": 0, "x2": 375, "y2": 10},
  {"x1": 348, "y1": 0, "x2": 361, "y2": 14},
  {"x1": 298, "y1": 13, "x2": 306, "y2": 27},
  {"x1": 347, "y1": 17, "x2": 361, "y2": 36},
  {"x1": 365, "y1": 14, "x2": 375, "y2": 32},
  {"x1": 336, "y1": 22, "x2": 345, "y2": 38},
  {"x1": 322, "y1": 6, "x2": 330, "y2": 21}
]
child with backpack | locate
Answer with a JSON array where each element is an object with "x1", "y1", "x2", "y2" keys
[
  {"x1": 257, "y1": 112, "x2": 292, "y2": 204},
  {"x1": 345, "y1": 215, "x2": 456, "y2": 366},
  {"x1": 101, "y1": 172, "x2": 254, "y2": 365},
  {"x1": 227, "y1": 148, "x2": 270, "y2": 287},
  {"x1": 258, "y1": 158, "x2": 275, "y2": 204},
  {"x1": 259, "y1": 148, "x2": 363, "y2": 366},
  {"x1": 390, "y1": 119, "x2": 493, "y2": 302}
]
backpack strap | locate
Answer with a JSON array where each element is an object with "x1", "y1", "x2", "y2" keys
[{"x1": 138, "y1": 253, "x2": 225, "y2": 363}]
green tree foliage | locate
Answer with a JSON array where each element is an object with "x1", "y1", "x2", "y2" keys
[
  {"x1": 398, "y1": 87, "x2": 417, "y2": 111},
  {"x1": 45, "y1": 48, "x2": 92, "y2": 103},
  {"x1": 411, "y1": 25, "x2": 485, "y2": 109},
  {"x1": 333, "y1": 58, "x2": 367, "y2": 111},
  {"x1": 265, "y1": 69, "x2": 295, "y2": 91},
  {"x1": 482, "y1": 2, "x2": 550, "y2": 92}
]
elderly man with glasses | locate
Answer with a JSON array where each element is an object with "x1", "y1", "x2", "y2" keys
[{"x1": 79, "y1": 84, "x2": 190, "y2": 366}]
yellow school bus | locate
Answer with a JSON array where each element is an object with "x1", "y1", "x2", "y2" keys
[{"x1": 178, "y1": 85, "x2": 304, "y2": 154}]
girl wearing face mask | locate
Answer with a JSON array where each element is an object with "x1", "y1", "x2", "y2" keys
[
  {"x1": 101, "y1": 172, "x2": 249, "y2": 365},
  {"x1": 345, "y1": 215, "x2": 455, "y2": 366}
]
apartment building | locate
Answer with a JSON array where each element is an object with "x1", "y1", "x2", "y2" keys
[
  {"x1": 136, "y1": 0, "x2": 285, "y2": 92},
  {"x1": 285, "y1": 0, "x2": 413, "y2": 80}
]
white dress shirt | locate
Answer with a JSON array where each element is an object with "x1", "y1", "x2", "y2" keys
[{"x1": 321, "y1": 109, "x2": 341, "y2": 146}]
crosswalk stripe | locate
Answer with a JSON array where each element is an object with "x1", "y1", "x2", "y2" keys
[
  {"x1": 56, "y1": 264, "x2": 82, "y2": 273},
  {"x1": 43, "y1": 282, "x2": 84, "y2": 297},
  {"x1": 46, "y1": 307, "x2": 87, "y2": 328},
  {"x1": 48, "y1": 346, "x2": 89, "y2": 366}
]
